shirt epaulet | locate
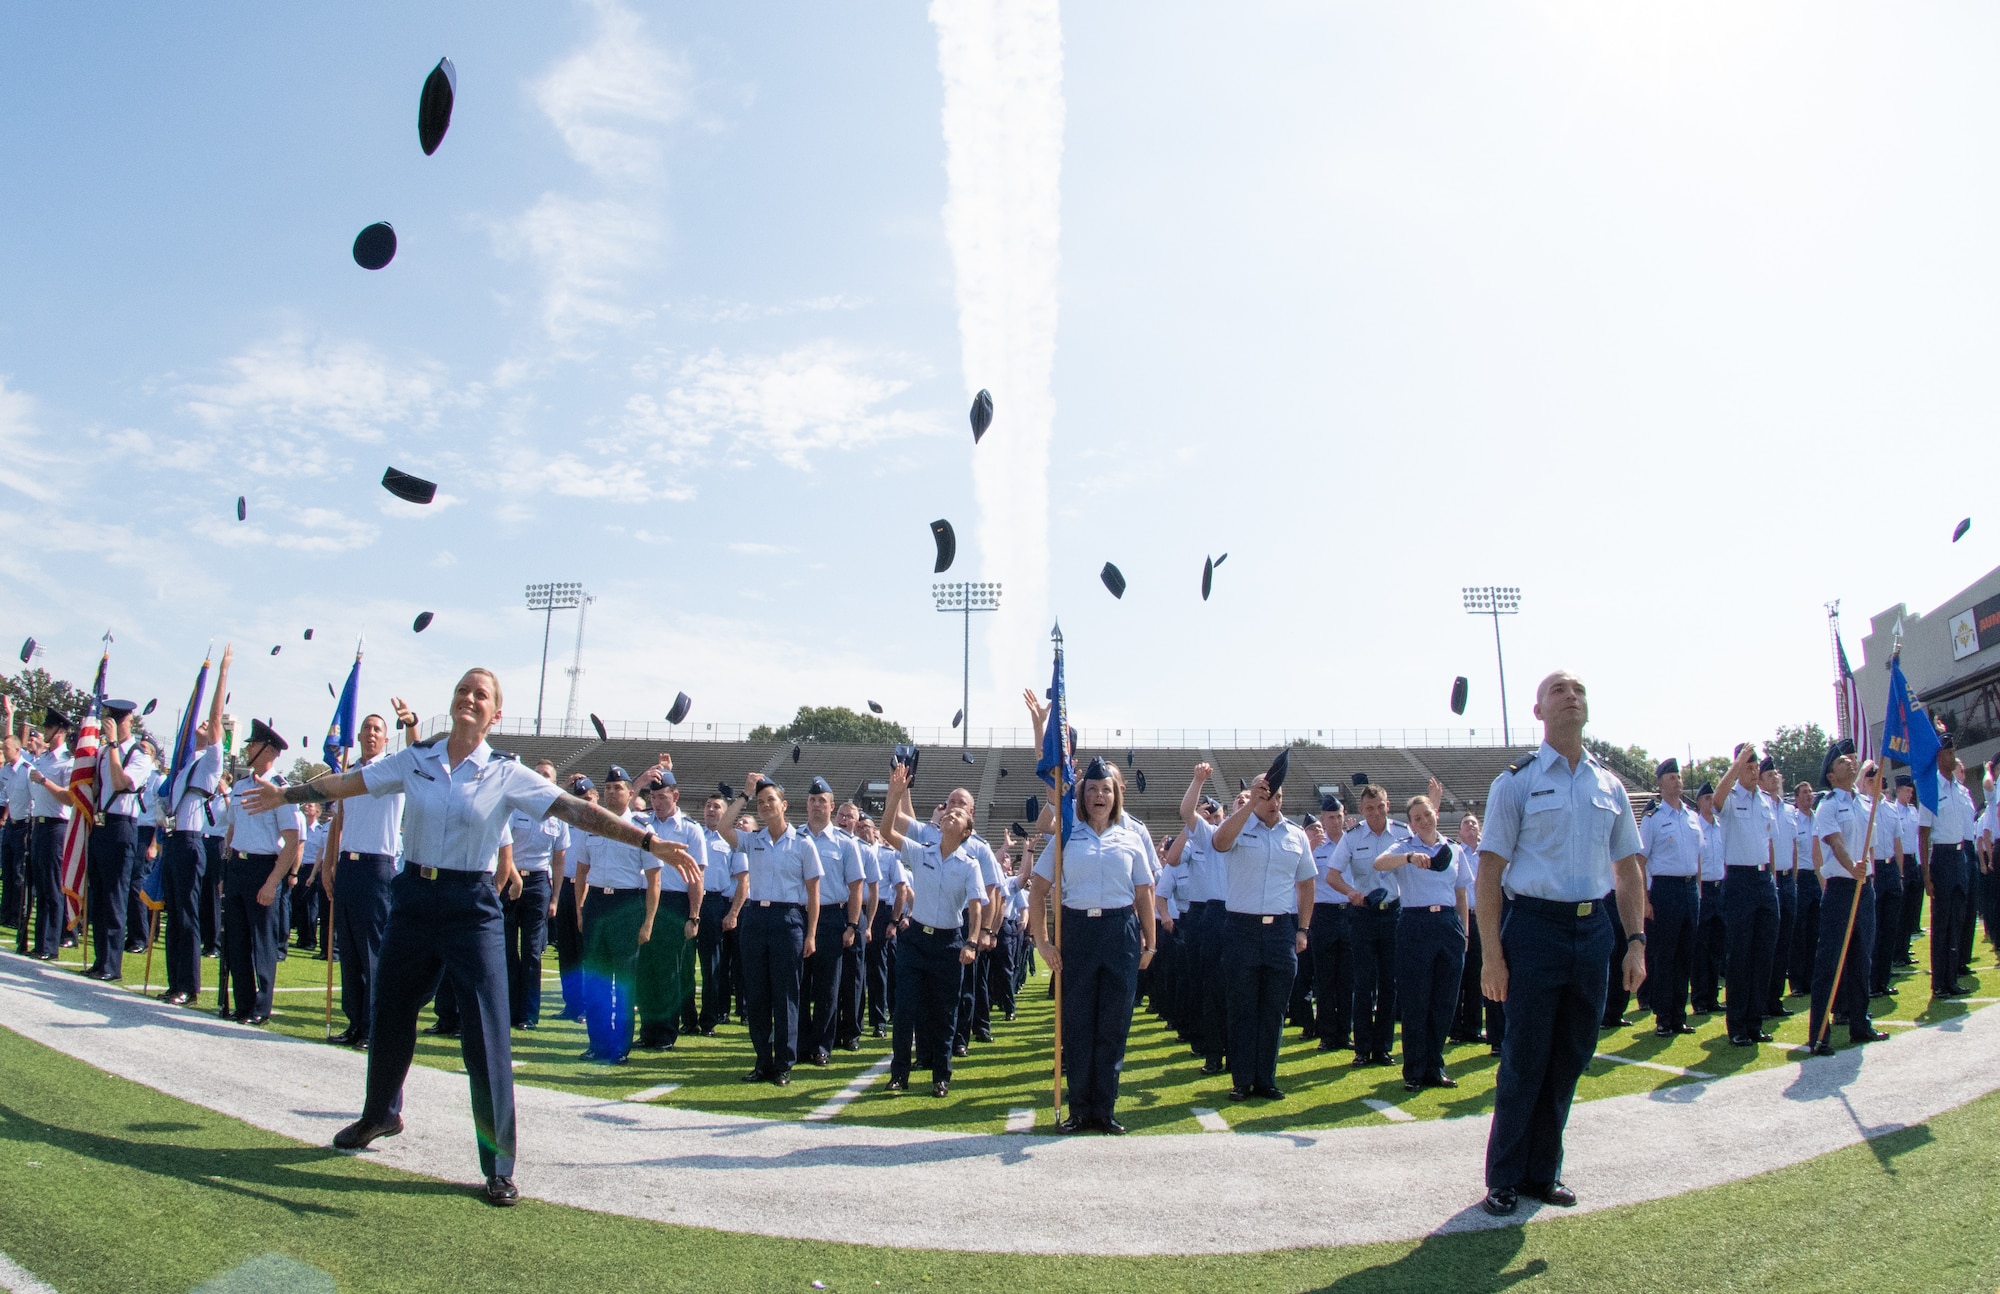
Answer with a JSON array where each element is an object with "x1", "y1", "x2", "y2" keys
[
  {"x1": 492, "y1": 749, "x2": 518, "y2": 762},
  {"x1": 1506, "y1": 752, "x2": 1538, "y2": 774},
  {"x1": 414, "y1": 733, "x2": 448, "y2": 749}
]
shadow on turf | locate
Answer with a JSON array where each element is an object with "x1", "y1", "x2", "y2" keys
[
  {"x1": 1310, "y1": 1214, "x2": 1547, "y2": 1292},
  {"x1": 0, "y1": 1100, "x2": 466, "y2": 1216}
]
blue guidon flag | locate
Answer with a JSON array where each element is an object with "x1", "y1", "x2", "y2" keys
[
  {"x1": 1035, "y1": 628, "x2": 1076, "y2": 844},
  {"x1": 1881, "y1": 652, "x2": 1942, "y2": 813},
  {"x1": 324, "y1": 646, "x2": 361, "y2": 771}
]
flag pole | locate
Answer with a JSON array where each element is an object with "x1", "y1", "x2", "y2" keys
[
  {"x1": 1050, "y1": 768, "x2": 1066, "y2": 1120},
  {"x1": 323, "y1": 638, "x2": 361, "y2": 1040}
]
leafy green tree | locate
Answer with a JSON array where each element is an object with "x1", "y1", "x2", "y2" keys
[
  {"x1": 1765, "y1": 723, "x2": 1829, "y2": 793},
  {"x1": 288, "y1": 757, "x2": 330, "y2": 785},
  {"x1": 749, "y1": 705, "x2": 909, "y2": 745},
  {"x1": 1683, "y1": 755, "x2": 1731, "y2": 797},
  {"x1": 1583, "y1": 737, "x2": 1655, "y2": 789},
  {"x1": 1, "y1": 669, "x2": 103, "y2": 738}
]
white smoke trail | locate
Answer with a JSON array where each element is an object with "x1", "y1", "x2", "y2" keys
[{"x1": 930, "y1": 0, "x2": 1064, "y2": 721}]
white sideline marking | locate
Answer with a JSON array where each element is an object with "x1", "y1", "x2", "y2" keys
[
  {"x1": 803, "y1": 1057, "x2": 893, "y2": 1121},
  {"x1": 624, "y1": 1084, "x2": 680, "y2": 1103},
  {"x1": 1005, "y1": 1107, "x2": 1035, "y2": 1133},
  {"x1": 0, "y1": 1250, "x2": 58, "y2": 1294},
  {"x1": 1594, "y1": 1052, "x2": 1717, "y2": 1080},
  {"x1": 1191, "y1": 1107, "x2": 1231, "y2": 1132},
  {"x1": 1876, "y1": 1020, "x2": 1917, "y2": 1027},
  {"x1": 1361, "y1": 1098, "x2": 1415, "y2": 1123},
  {"x1": 1963, "y1": 997, "x2": 2000, "y2": 1003}
]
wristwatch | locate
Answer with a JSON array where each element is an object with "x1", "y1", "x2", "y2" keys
[{"x1": 1625, "y1": 931, "x2": 1646, "y2": 947}]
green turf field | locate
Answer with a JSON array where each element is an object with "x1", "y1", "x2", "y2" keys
[
  {"x1": 24, "y1": 913, "x2": 1998, "y2": 1137},
  {"x1": 0, "y1": 1022, "x2": 1995, "y2": 1293}
]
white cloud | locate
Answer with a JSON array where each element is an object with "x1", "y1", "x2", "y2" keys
[
  {"x1": 622, "y1": 343, "x2": 939, "y2": 470},
  {"x1": 0, "y1": 379, "x2": 64, "y2": 502},
  {"x1": 534, "y1": 0, "x2": 691, "y2": 184},
  {"x1": 179, "y1": 333, "x2": 448, "y2": 447},
  {"x1": 491, "y1": 193, "x2": 661, "y2": 341}
]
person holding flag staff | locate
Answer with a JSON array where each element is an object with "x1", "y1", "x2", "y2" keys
[
  {"x1": 1477, "y1": 670, "x2": 1646, "y2": 1218},
  {"x1": 1918, "y1": 736, "x2": 1976, "y2": 1002},
  {"x1": 879, "y1": 758, "x2": 984, "y2": 1098},
  {"x1": 1027, "y1": 756, "x2": 1155, "y2": 1133},
  {"x1": 1805, "y1": 745, "x2": 1889, "y2": 1053},
  {"x1": 246, "y1": 667, "x2": 700, "y2": 1206},
  {"x1": 83, "y1": 698, "x2": 152, "y2": 981},
  {"x1": 154, "y1": 647, "x2": 230, "y2": 1004}
]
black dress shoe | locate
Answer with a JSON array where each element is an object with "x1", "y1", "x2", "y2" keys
[
  {"x1": 1481, "y1": 1187, "x2": 1519, "y2": 1217},
  {"x1": 1318, "y1": 1040, "x2": 1344, "y2": 1052},
  {"x1": 809, "y1": 1049, "x2": 830, "y2": 1066},
  {"x1": 1053, "y1": 1115, "x2": 1084, "y2": 1134},
  {"x1": 885, "y1": 1077, "x2": 908, "y2": 1093},
  {"x1": 1728, "y1": 1035, "x2": 1752, "y2": 1047},
  {"x1": 1808, "y1": 1040, "x2": 1836, "y2": 1057},
  {"x1": 1228, "y1": 1086, "x2": 1252, "y2": 1101},
  {"x1": 1099, "y1": 1117, "x2": 1127, "y2": 1135},
  {"x1": 951, "y1": 1043, "x2": 969, "y2": 1058},
  {"x1": 423, "y1": 1023, "x2": 460, "y2": 1038},
  {"x1": 482, "y1": 1175, "x2": 519, "y2": 1207},
  {"x1": 1200, "y1": 1059, "x2": 1227, "y2": 1075},
  {"x1": 333, "y1": 1115, "x2": 403, "y2": 1149},
  {"x1": 1849, "y1": 1027, "x2": 1889, "y2": 1043},
  {"x1": 1425, "y1": 1074, "x2": 1458, "y2": 1089},
  {"x1": 1653, "y1": 1025, "x2": 1675, "y2": 1038},
  {"x1": 972, "y1": 1028, "x2": 993, "y2": 1043},
  {"x1": 239, "y1": 1014, "x2": 270, "y2": 1027},
  {"x1": 742, "y1": 1068, "x2": 770, "y2": 1083},
  {"x1": 1253, "y1": 1085, "x2": 1284, "y2": 1100},
  {"x1": 1766, "y1": 1004, "x2": 1796, "y2": 1017},
  {"x1": 1528, "y1": 1180, "x2": 1577, "y2": 1207},
  {"x1": 771, "y1": 1070, "x2": 791, "y2": 1087},
  {"x1": 932, "y1": 1080, "x2": 949, "y2": 1098},
  {"x1": 1754, "y1": 1032, "x2": 1774, "y2": 1043},
  {"x1": 869, "y1": 1025, "x2": 886, "y2": 1037},
  {"x1": 1674, "y1": 1023, "x2": 1697, "y2": 1034},
  {"x1": 159, "y1": 991, "x2": 190, "y2": 1005},
  {"x1": 1404, "y1": 1081, "x2": 1424, "y2": 1093}
]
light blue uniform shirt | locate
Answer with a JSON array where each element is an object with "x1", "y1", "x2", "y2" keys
[
  {"x1": 98, "y1": 737, "x2": 154, "y2": 818},
  {"x1": 1330, "y1": 820, "x2": 1415, "y2": 905},
  {"x1": 1181, "y1": 818, "x2": 1226, "y2": 903},
  {"x1": 507, "y1": 810, "x2": 569, "y2": 875},
  {"x1": 1695, "y1": 811, "x2": 1725, "y2": 881},
  {"x1": 337, "y1": 752, "x2": 404, "y2": 857},
  {"x1": 302, "y1": 820, "x2": 330, "y2": 870},
  {"x1": 806, "y1": 824, "x2": 867, "y2": 906},
  {"x1": 1480, "y1": 743, "x2": 1642, "y2": 903},
  {"x1": 1220, "y1": 815, "x2": 1316, "y2": 915},
  {"x1": 578, "y1": 810, "x2": 660, "y2": 890},
  {"x1": 1, "y1": 755, "x2": 30, "y2": 818},
  {"x1": 1390, "y1": 837, "x2": 1471, "y2": 910},
  {"x1": 1718, "y1": 784, "x2": 1774, "y2": 869},
  {"x1": 875, "y1": 842, "x2": 908, "y2": 893},
  {"x1": 1310, "y1": 839, "x2": 1347, "y2": 905},
  {"x1": 741, "y1": 824, "x2": 823, "y2": 904},
  {"x1": 1033, "y1": 819, "x2": 1151, "y2": 910},
  {"x1": 897, "y1": 836, "x2": 985, "y2": 930},
  {"x1": 28, "y1": 746, "x2": 71, "y2": 819},
  {"x1": 1894, "y1": 800, "x2": 1920, "y2": 858},
  {"x1": 1813, "y1": 788, "x2": 1870, "y2": 881},
  {"x1": 227, "y1": 775, "x2": 303, "y2": 855},
  {"x1": 642, "y1": 808, "x2": 709, "y2": 894},
  {"x1": 204, "y1": 796, "x2": 232, "y2": 839},
  {"x1": 702, "y1": 829, "x2": 746, "y2": 894},
  {"x1": 1640, "y1": 800, "x2": 1703, "y2": 879},
  {"x1": 359, "y1": 738, "x2": 561, "y2": 875},
  {"x1": 167, "y1": 744, "x2": 223, "y2": 834},
  {"x1": 1917, "y1": 777, "x2": 1978, "y2": 844},
  {"x1": 1866, "y1": 794, "x2": 1900, "y2": 861}
]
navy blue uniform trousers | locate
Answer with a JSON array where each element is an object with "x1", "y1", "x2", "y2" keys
[
  {"x1": 1929, "y1": 844, "x2": 1970, "y2": 996},
  {"x1": 801, "y1": 909, "x2": 847, "y2": 1058},
  {"x1": 1722, "y1": 866, "x2": 1778, "y2": 1040},
  {"x1": 0, "y1": 819, "x2": 25, "y2": 931},
  {"x1": 28, "y1": 819, "x2": 65, "y2": 958},
  {"x1": 160, "y1": 831, "x2": 205, "y2": 997},
  {"x1": 1396, "y1": 906, "x2": 1465, "y2": 1082},
  {"x1": 1309, "y1": 902, "x2": 1352, "y2": 1046},
  {"x1": 1869, "y1": 855, "x2": 1904, "y2": 997},
  {"x1": 1791, "y1": 873, "x2": 1822, "y2": 996},
  {"x1": 1809, "y1": 876, "x2": 1874, "y2": 1043},
  {"x1": 740, "y1": 902, "x2": 805, "y2": 1074},
  {"x1": 1486, "y1": 898, "x2": 1611, "y2": 1192},
  {"x1": 865, "y1": 904, "x2": 896, "y2": 1029},
  {"x1": 1058, "y1": 907, "x2": 1140, "y2": 1122},
  {"x1": 1348, "y1": 904, "x2": 1398, "y2": 1058},
  {"x1": 362, "y1": 867, "x2": 515, "y2": 1178},
  {"x1": 1223, "y1": 913, "x2": 1298, "y2": 1093},
  {"x1": 1646, "y1": 876, "x2": 1698, "y2": 1029},
  {"x1": 1459, "y1": 913, "x2": 1506, "y2": 1048},
  {"x1": 1192, "y1": 900, "x2": 1229, "y2": 1061},
  {"x1": 698, "y1": 891, "x2": 736, "y2": 1028},
  {"x1": 505, "y1": 870, "x2": 552, "y2": 1028},
  {"x1": 87, "y1": 813, "x2": 138, "y2": 978},
  {"x1": 1768, "y1": 871, "x2": 1797, "y2": 1013},
  {"x1": 1691, "y1": 880, "x2": 1724, "y2": 1011},
  {"x1": 220, "y1": 853, "x2": 280, "y2": 1018},
  {"x1": 891, "y1": 922, "x2": 965, "y2": 1083},
  {"x1": 334, "y1": 852, "x2": 397, "y2": 1041}
]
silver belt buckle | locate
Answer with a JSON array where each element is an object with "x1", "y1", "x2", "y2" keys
[
  {"x1": 601, "y1": 886, "x2": 614, "y2": 895},
  {"x1": 1576, "y1": 901, "x2": 1591, "y2": 916},
  {"x1": 1087, "y1": 907, "x2": 1102, "y2": 917},
  {"x1": 1429, "y1": 905, "x2": 1442, "y2": 913},
  {"x1": 1260, "y1": 915, "x2": 1274, "y2": 925},
  {"x1": 758, "y1": 900, "x2": 771, "y2": 908}
]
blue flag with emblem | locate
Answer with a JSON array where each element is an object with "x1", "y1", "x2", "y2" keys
[
  {"x1": 323, "y1": 649, "x2": 361, "y2": 771},
  {"x1": 1880, "y1": 653, "x2": 1942, "y2": 813},
  {"x1": 1035, "y1": 628, "x2": 1076, "y2": 844},
  {"x1": 160, "y1": 655, "x2": 209, "y2": 795}
]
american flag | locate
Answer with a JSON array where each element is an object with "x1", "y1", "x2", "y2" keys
[
  {"x1": 57, "y1": 647, "x2": 108, "y2": 922},
  {"x1": 1836, "y1": 637, "x2": 1875, "y2": 767}
]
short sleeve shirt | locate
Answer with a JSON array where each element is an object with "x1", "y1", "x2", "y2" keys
[
  {"x1": 358, "y1": 739, "x2": 560, "y2": 874},
  {"x1": 1480, "y1": 743, "x2": 1642, "y2": 903}
]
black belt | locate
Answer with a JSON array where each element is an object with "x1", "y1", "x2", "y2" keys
[
  {"x1": 1401, "y1": 904, "x2": 1450, "y2": 914},
  {"x1": 1225, "y1": 911, "x2": 1301, "y2": 925},
  {"x1": 1508, "y1": 895, "x2": 1604, "y2": 919},
  {"x1": 908, "y1": 921, "x2": 959, "y2": 938},
  {"x1": 102, "y1": 812, "x2": 137, "y2": 822},
  {"x1": 1726, "y1": 863, "x2": 1770, "y2": 873},
  {"x1": 31, "y1": 815, "x2": 63, "y2": 825},
  {"x1": 341, "y1": 850, "x2": 395, "y2": 863},
  {"x1": 751, "y1": 899, "x2": 802, "y2": 911},
  {"x1": 1651, "y1": 874, "x2": 1697, "y2": 884},
  {"x1": 1061, "y1": 904, "x2": 1133, "y2": 919},
  {"x1": 591, "y1": 886, "x2": 645, "y2": 897},
  {"x1": 405, "y1": 864, "x2": 490, "y2": 884}
]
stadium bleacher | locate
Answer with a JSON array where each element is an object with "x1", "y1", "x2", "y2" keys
[{"x1": 475, "y1": 733, "x2": 1651, "y2": 838}]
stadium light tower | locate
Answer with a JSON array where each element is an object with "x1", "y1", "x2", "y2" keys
[
  {"x1": 933, "y1": 581, "x2": 1001, "y2": 761},
  {"x1": 525, "y1": 581, "x2": 585, "y2": 737},
  {"x1": 1463, "y1": 586, "x2": 1523, "y2": 745}
]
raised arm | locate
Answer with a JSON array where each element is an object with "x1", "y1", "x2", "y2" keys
[
  {"x1": 1211, "y1": 778, "x2": 1262, "y2": 853},
  {"x1": 196, "y1": 645, "x2": 232, "y2": 751},
  {"x1": 880, "y1": 765, "x2": 913, "y2": 851},
  {"x1": 1179, "y1": 763, "x2": 1212, "y2": 833}
]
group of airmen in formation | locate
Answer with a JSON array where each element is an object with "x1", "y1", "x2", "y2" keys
[{"x1": 1, "y1": 656, "x2": 1985, "y2": 1216}]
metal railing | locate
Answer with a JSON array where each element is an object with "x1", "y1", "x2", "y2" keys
[{"x1": 430, "y1": 716, "x2": 1532, "y2": 750}]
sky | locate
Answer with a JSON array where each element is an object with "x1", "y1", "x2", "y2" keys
[{"x1": 3, "y1": 1, "x2": 1999, "y2": 761}]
